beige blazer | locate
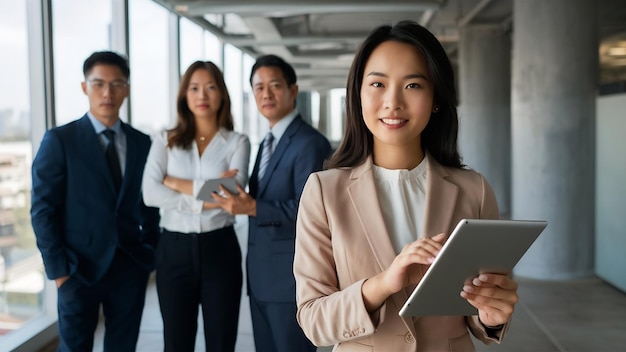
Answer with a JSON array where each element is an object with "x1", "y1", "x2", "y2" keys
[{"x1": 294, "y1": 155, "x2": 507, "y2": 352}]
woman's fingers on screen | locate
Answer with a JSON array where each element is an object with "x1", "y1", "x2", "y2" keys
[
  {"x1": 404, "y1": 242, "x2": 438, "y2": 264},
  {"x1": 431, "y1": 232, "x2": 447, "y2": 242},
  {"x1": 411, "y1": 236, "x2": 443, "y2": 254}
]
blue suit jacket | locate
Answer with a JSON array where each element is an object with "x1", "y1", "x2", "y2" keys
[
  {"x1": 31, "y1": 115, "x2": 160, "y2": 285},
  {"x1": 248, "y1": 115, "x2": 331, "y2": 302}
]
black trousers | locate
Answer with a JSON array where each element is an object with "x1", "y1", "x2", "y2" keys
[{"x1": 156, "y1": 226, "x2": 242, "y2": 352}]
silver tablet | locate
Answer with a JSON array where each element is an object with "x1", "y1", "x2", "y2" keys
[
  {"x1": 398, "y1": 219, "x2": 547, "y2": 317},
  {"x1": 196, "y1": 177, "x2": 239, "y2": 202}
]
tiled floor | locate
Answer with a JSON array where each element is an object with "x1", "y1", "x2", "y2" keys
[
  {"x1": 91, "y1": 216, "x2": 626, "y2": 351},
  {"x1": 473, "y1": 277, "x2": 626, "y2": 352}
]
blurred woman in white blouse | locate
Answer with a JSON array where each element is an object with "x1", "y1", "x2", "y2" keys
[{"x1": 142, "y1": 61, "x2": 250, "y2": 352}]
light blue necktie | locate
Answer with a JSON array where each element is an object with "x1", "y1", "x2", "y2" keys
[{"x1": 258, "y1": 132, "x2": 274, "y2": 180}]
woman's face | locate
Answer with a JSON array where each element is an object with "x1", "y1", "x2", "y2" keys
[
  {"x1": 186, "y1": 68, "x2": 222, "y2": 120},
  {"x1": 360, "y1": 40, "x2": 435, "y2": 154}
]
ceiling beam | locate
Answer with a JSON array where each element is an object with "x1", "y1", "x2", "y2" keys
[
  {"x1": 457, "y1": 0, "x2": 493, "y2": 27},
  {"x1": 295, "y1": 68, "x2": 349, "y2": 77},
  {"x1": 298, "y1": 77, "x2": 349, "y2": 90},
  {"x1": 227, "y1": 33, "x2": 458, "y2": 49},
  {"x1": 241, "y1": 17, "x2": 292, "y2": 59},
  {"x1": 224, "y1": 35, "x2": 365, "y2": 46},
  {"x1": 171, "y1": 0, "x2": 442, "y2": 17},
  {"x1": 419, "y1": 9, "x2": 436, "y2": 27}
]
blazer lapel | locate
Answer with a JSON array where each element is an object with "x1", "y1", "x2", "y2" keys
[
  {"x1": 423, "y1": 153, "x2": 459, "y2": 237},
  {"x1": 119, "y1": 123, "x2": 136, "y2": 202},
  {"x1": 257, "y1": 116, "x2": 303, "y2": 196},
  {"x1": 346, "y1": 157, "x2": 411, "y2": 314},
  {"x1": 347, "y1": 158, "x2": 395, "y2": 269},
  {"x1": 250, "y1": 146, "x2": 262, "y2": 197}
]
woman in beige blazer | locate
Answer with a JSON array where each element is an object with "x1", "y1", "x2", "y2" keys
[{"x1": 294, "y1": 20, "x2": 520, "y2": 352}]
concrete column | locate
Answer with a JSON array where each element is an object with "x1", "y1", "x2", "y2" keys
[
  {"x1": 512, "y1": 0, "x2": 597, "y2": 279},
  {"x1": 458, "y1": 24, "x2": 511, "y2": 215}
]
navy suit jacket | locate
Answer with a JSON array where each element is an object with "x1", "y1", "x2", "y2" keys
[
  {"x1": 248, "y1": 115, "x2": 331, "y2": 302},
  {"x1": 31, "y1": 115, "x2": 160, "y2": 285}
]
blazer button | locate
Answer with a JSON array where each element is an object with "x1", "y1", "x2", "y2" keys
[{"x1": 404, "y1": 332, "x2": 415, "y2": 343}]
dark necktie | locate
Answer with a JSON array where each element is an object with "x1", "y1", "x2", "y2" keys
[
  {"x1": 103, "y1": 129, "x2": 122, "y2": 192},
  {"x1": 257, "y1": 132, "x2": 274, "y2": 181}
]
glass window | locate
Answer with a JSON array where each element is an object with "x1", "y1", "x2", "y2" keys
[
  {"x1": 330, "y1": 88, "x2": 345, "y2": 142},
  {"x1": 129, "y1": 0, "x2": 171, "y2": 135},
  {"x1": 242, "y1": 53, "x2": 258, "y2": 138},
  {"x1": 224, "y1": 44, "x2": 243, "y2": 133},
  {"x1": 310, "y1": 91, "x2": 320, "y2": 129},
  {"x1": 179, "y1": 17, "x2": 204, "y2": 73},
  {"x1": 52, "y1": 0, "x2": 112, "y2": 126},
  {"x1": 204, "y1": 31, "x2": 223, "y2": 69},
  {"x1": 242, "y1": 53, "x2": 262, "y2": 168},
  {"x1": 0, "y1": 0, "x2": 41, "y2": 338}
]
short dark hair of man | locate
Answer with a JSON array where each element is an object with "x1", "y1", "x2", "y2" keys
[
  {"x1": 83, "y1": 51, "x2": 130, "y2": 80},
  {"x1": 249, "y1": 54, "x2": 296, "y2": 87}
]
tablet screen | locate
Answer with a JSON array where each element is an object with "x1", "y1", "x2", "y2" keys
[{"x1": 196, "y1": 177, "x2": 239, "y2": 202}]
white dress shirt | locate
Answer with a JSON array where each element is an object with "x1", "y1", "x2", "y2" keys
[
  {"x1": 372, "y1": 156, "x2": 427, "y2": 253},
  {"x1": 266, "y1": 109, "x2": 298, "y2": 149},
  {"x1": 142, "y1": 128, "x2": 251, "y2": 234},
  {"x1": 86, "y1": 112, "x2": 126, "y2": 175}
]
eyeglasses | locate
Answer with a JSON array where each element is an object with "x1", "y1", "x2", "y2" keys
[{"x1": 86, "y1": 79, "x2": 129, "y2": 92}]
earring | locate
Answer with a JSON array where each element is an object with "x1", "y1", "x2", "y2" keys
[{"x1": 432, "y1": 106, "x2": 440, "y2": 113}]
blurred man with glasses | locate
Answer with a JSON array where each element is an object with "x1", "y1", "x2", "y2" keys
[{"x1": 31, "y1": 51, "x2": 160, "y2": 352}]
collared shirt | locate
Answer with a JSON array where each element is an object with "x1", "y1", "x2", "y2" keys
[
  {"x1": 372, "y1": 156, "x2": 428, "y2": 254},
  {"x1": 87, "y1": 112, "x2": 126, "y2": 175},
  {"x1": 142, "y1": 128, "x2": 251, "y2": 234},
  {"x1": 267, "y1": 109, "x2": 298, "y2": 150}
]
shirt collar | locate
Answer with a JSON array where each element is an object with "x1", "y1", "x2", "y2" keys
[
  {"x1": 215, "y1": 127, "x2": 229, "y2": 143},
  {"x1": 269, "y1": 109, "x2": 298, "y2": 143},
  {"x1": 87, "y1": 112, "x2": 122, "y2": 135}
]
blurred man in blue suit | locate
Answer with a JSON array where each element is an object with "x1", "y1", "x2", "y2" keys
[
  {"x1": 31, "y1": 51, "x2": 160, "y2": 352},
  {"x1": 215, "y1": 54, "x2": 331, "y2": 352}
]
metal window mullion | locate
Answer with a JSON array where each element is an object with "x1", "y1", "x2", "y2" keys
[{"x1": 111, "y1": 0, "x2": 131, "y2": 124}]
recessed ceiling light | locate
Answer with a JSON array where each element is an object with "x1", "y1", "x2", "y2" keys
[
  {"x1": 607, "y1": 47, "x2": 626, "y2": 56},
  {"x1": 174, "y1": 5, "x2": 189, "y2": 13}
]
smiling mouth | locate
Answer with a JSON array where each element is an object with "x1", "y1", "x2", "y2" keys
[{"x1": 380, "y1": 118, "x2": 407, "y2": 125}]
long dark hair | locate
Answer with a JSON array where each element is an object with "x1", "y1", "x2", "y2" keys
[
  {"x1": 168, "y1": 61, "x2": 233, "y2": 149},
  {"x1": 326, "y1": 20, "x2": 463, "y2": 169}
]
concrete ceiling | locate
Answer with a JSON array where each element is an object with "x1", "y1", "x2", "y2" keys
[{"x1": 152, "y1": 0, "x2": 626, "y2": 91}]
